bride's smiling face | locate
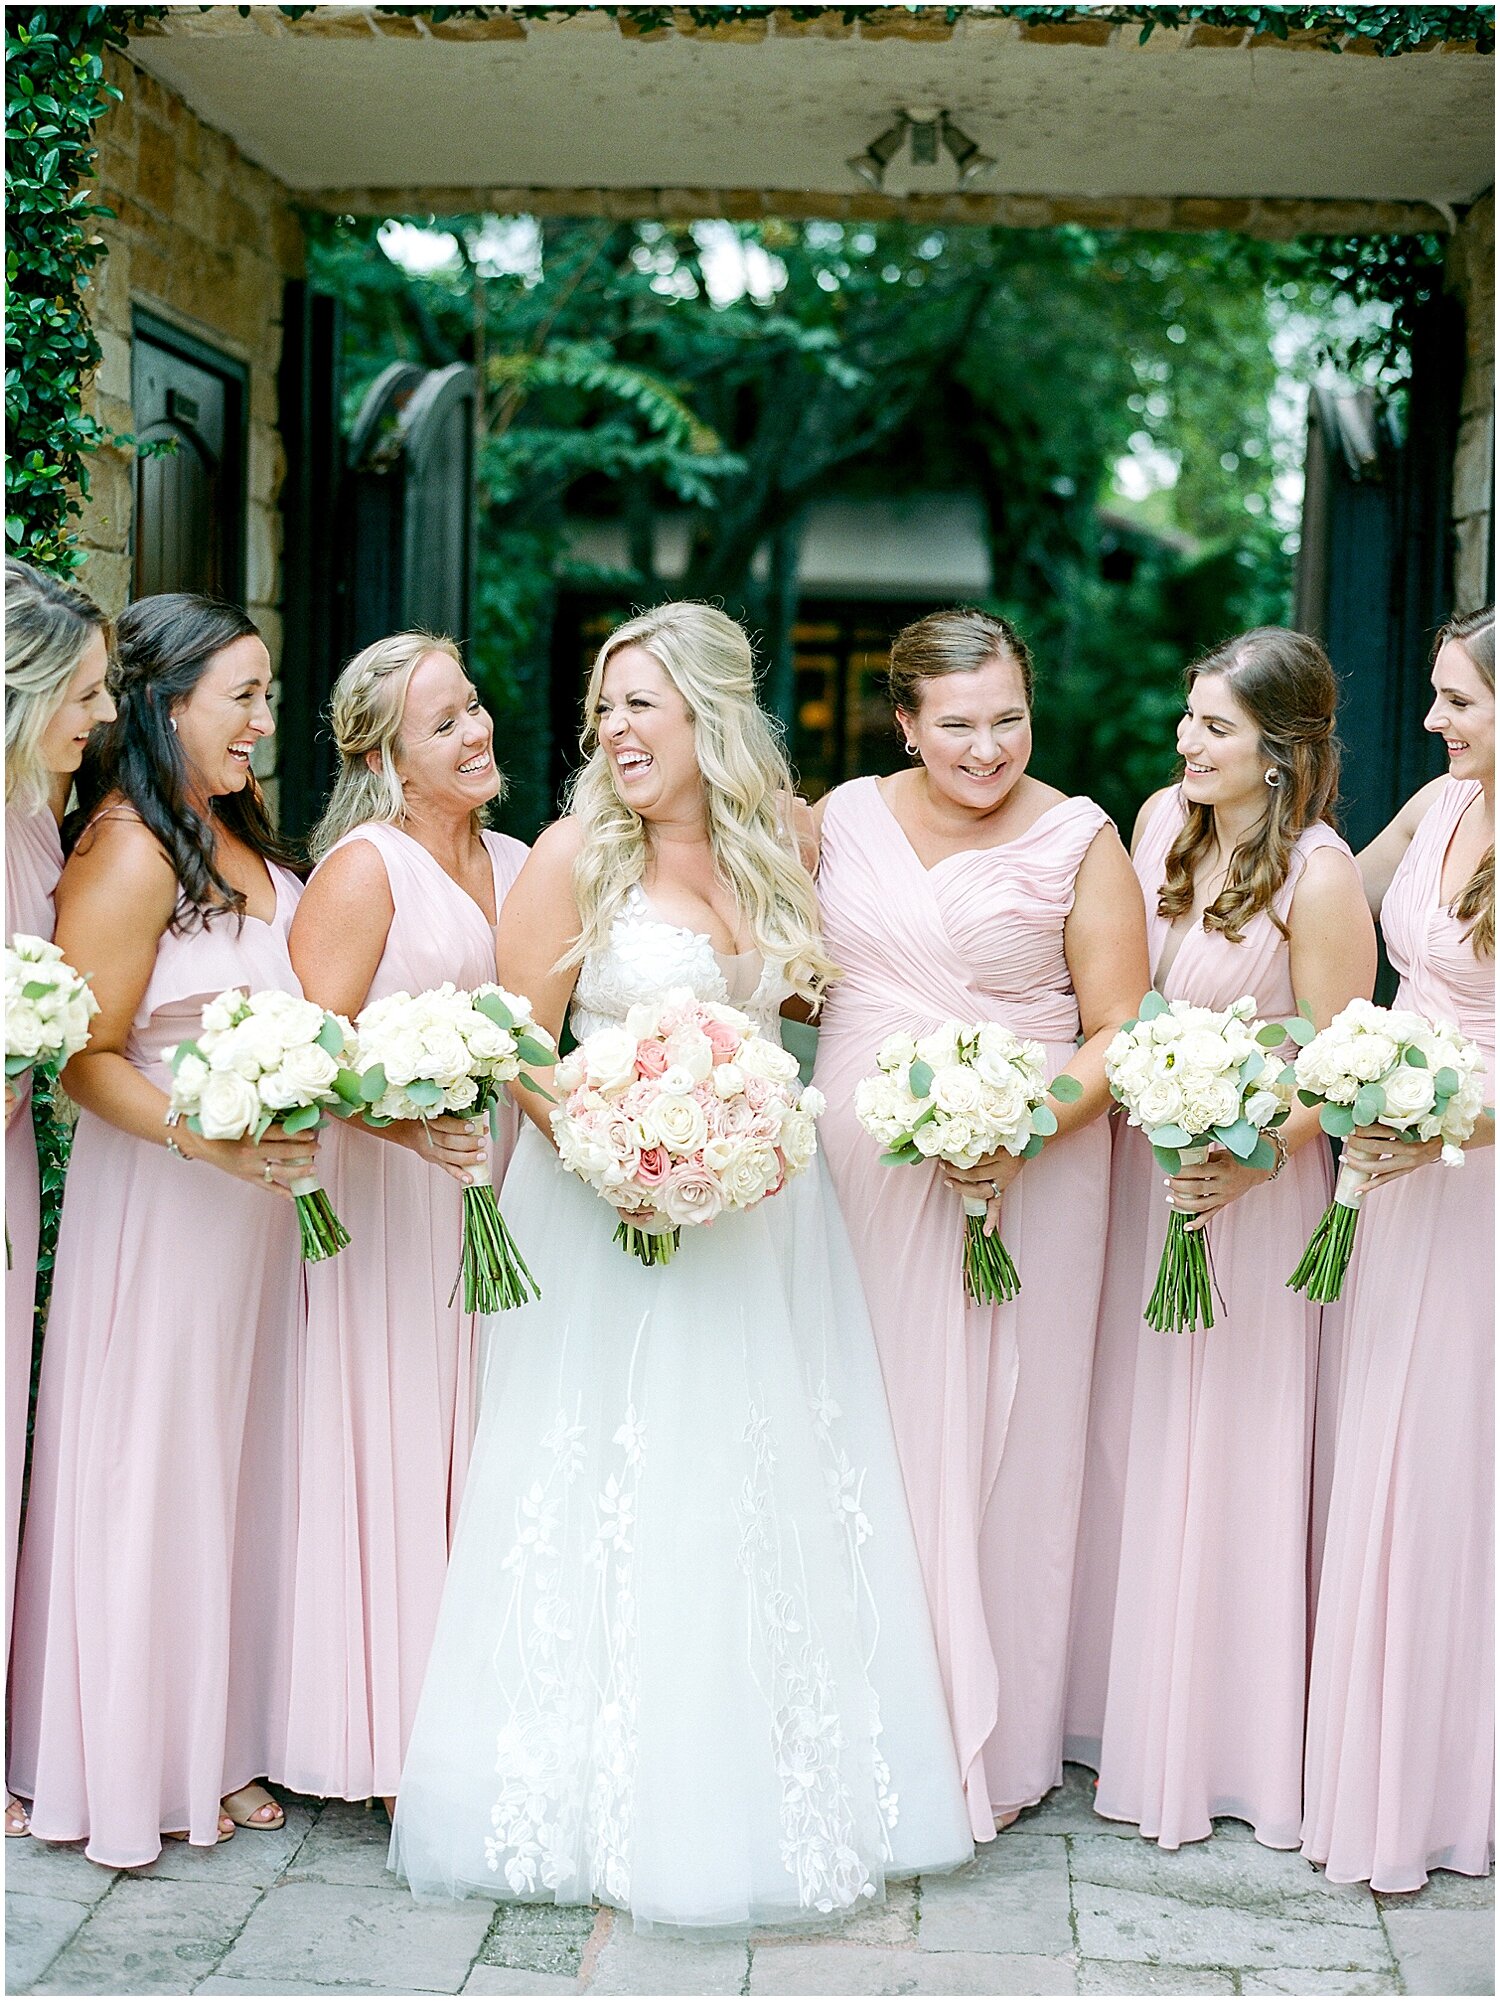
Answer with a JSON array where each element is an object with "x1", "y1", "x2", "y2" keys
[{"x1": 594, "y1": 645, "x2": 701, "y2": 822}]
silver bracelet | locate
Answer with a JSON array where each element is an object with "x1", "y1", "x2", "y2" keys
[
  {"x1": 1265, "y1": 1128, "x2": 1288, "y2": 1181},
  {"x1": 164, "y1": 1110, "x2": 191, "y2": 1161}
]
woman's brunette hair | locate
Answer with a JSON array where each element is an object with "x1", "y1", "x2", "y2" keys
[
  {"x1": 887, "y1": 607, "x2": 1035, "y2": 723},
  {"x1": 73, "y1": 592, "x2": 295, "y2": 931},
  {"x1": 1158, "y1": 627, "x2": 1341, "y2": 944},
  {"x1": 5, "y1": 558, "x2": 112, "y2": 814},
  {"x1": 1441, "y1": 605, "x2": 1494, "y2": 957}
]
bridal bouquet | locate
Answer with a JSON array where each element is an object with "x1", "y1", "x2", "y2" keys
[
  {"x1": 1287, "y1": 998, "x2": 1489, "y2": 1301},
  {"x1": 1105, "y1": 992, "x2": 1294, "y2": 1333},
  {"x1": 854, "y1": 1019, "x2": 1083, "y2": 1305},
  {"x1": 551, "y1": 987, "x2": 823, "y2": 1266},
  {"x1": 5, "y1": 934, "x2": 100, "y2": 1265},
  {"x1": 166, "y1": 987, "x2": 358, "y2": 1261},
  {"x1": 351, "y1": 982, "x2": 556, "y2": 1312}
]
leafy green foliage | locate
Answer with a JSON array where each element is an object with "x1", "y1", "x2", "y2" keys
[{"x1": 5, "y1": 6, "x2": 136, "y2": 575}]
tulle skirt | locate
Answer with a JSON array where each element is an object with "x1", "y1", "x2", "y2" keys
[{"x1": 390, "y1": 1126, "x2": 972, "y2": 1930}]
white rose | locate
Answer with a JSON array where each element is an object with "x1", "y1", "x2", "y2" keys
[
  {"x1": 463, "y1": 1013, "x2": 511, "y2": 1063},
  {"x1": 876, "y1": 1032, "x2": 917, "y2": 1073},
  {"x1": 705, "y1": 1136, "x2": 782, "y2": 1207},
  {"x1": 913, "y1": 1121, "x2": 946, "y2": 1158},
  {"x1": 712, "y1": 1063, "x2": 746, "y2": 1100},
  {"x1": 1379, "y1": 1064, "x2": 1437, "y2": 1123},
  {"x1": 931, "y1": 1065, "x2": 983, "y2": 1116},
  {"x1": 6, "y1": 1002, "x2": 46, "y2": 1061},
  {"x1": 555, "y1": 1117, "x2": 618, "y2": 1183},
  {"x1": 196, "y1": 1069, "x2": 261, "y2": 1140},
  {"x1": 201, "y1": 991, "x2": 244, "y2": 1036},
  {"x1": 664, "y1": 1025, "x2": 714, "y2": 1083},
  {"x1": 1346, "y1": 1033, "x2": 1398, "y2": 1083},
  {"x1": 739, "y1": 1036, "x2": 799, "y2": 1082},
  {"x1": 257, "y1": 1068, "x2": 303, "y2": 1112},
  {"x1": 780, "y1": 1110, "x2": 817, "y2": 1173},
  {"x1": 553, "y1": 1050, "x2": 587, "y2": 1094},
  {"x1": 172, "y1": 1051, "x2": 210, "y2": 1098},
  {"x1": 657, "y1": 1063, "x2": 699, "y2": 1099},
  {"x1": 1135, "y1": 1076, "x2": 1184, "y2": 1129},
  {"x1": 1179, "y1": 1028, "x2": 1235, "y2": 1077},
  {"x1": 423, "y1": 1027, "x2": 472, "y2": 1090},
  {"x1": 1244, "y1": 1089, "x2": 1283, "y2": 1128},
  {"x1": 798, "y1": 1085, "x2": 825, "y2": 1118},
  {"x1": 1199, "y1": 1079, "x2": 1242, "y2": 1129},
  {"x1": 582, "y1": 1027, "x2": 639, "y2": 1095},
  {"x1": 646, "y1": 1093, "x2": 709, "y2": 1155},
  {"x1": 937, "y1": 1113, "x2": 979, "y2": 1163},
  {"x1": 624, "y1": 1001, "x2": 663, "y2": 1043},
  {"x1": 278, "y1": 1042, "x2": 339, "y2": 1100}
]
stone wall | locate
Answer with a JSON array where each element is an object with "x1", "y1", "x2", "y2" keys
[
  {"x1": 1449, "y1": 190, "x2": 1495, "y2": 614},
  {"x1": 77, "y1": 48, "x2": 304, "y2": 675}
]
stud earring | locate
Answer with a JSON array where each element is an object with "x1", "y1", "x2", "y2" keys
[
  {"x1": 169, "y1": 717, "x2": 178, "y2": 733},
  {"x1": 1264, "y1": 767, "x2": 1280, "y2": 787}
]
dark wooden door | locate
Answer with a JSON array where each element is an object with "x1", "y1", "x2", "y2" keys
[{"x1": 130, "y1": 311, "x2": 247, "y2": 602}]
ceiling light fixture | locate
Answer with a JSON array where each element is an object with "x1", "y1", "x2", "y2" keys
[{"x1": 847, "y1": 109, "x2": 997, "y2": 192}]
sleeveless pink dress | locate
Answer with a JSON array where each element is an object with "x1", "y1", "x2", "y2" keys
[
  {"x1": 814, "y1": 777, "x2": 1116, "y2": 1837},
  {"x1": 1080, "y1": 789, "x2": 1352, "y2": 1851},
  {"x1": 280, "y1": 821, "x2": 527, "y2": 1802},
  {"x1": 1302, "y1": 777, "x2": 1494, "y2": 1890},
  {"x1": 5, "y1": 804, "x2": 64, "y2": 1679},
  {"x1": 9, "y1": 858, "x2": 306, "y2": 1866}
]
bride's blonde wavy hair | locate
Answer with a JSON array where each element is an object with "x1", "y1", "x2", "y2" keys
[
  {"x1": 562, "y1": 602, "x2": 836, "y2": 1003},
  {"x1": 1441, "y1": 605, "x2": 1494, "y2": 958}
]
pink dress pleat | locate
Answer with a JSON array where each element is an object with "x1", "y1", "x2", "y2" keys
[
  {"x1": 1302, "y1": 777, "x2": 1494, "y2": 1890},
  {"x1": 1083, "y1": 789, "x2": 1351, "y2": 1851},
  {"x1": 5, "y1": 805, "x2": 64, "y2": 1683},
  {"x1": 279, "y1": 822, "x2": 527, "y2": 1801},
  {"x1": 8, "y1": 863, "x2": 306, "y2": 1866},
  {"x1": 814, "y1": 777, "x2": 1114, "y2": 1838}
]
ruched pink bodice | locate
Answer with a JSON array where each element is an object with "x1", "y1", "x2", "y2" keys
[
  {"x1": 1382, "y1": 778, "x2": 1494, "y2": 1090},
  {"x1": 815, "y1": 776, "x2": 1116, "y2": 1836}
]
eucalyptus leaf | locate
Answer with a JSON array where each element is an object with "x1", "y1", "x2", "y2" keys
[
  {"x1": 1403, "y1": 1044, "x2": 1428, "y2": 1067},
  {"x1": 1351, "y1": 1083, "x2": 1386, "y2": 1126},
  {"x1": 1433, "y1": 1066, "x2": 1461, "y2": 1097},
  {"x1": 1021, "y1": 1134, "x2": 1046, "y2": 1160},
  {"x1": 406, "y1": 1078, "x2": 443, "y2": 1108},
  {"x1": 515, "y1": 1035, "x2": 555, "y2": 1068},
  {"x1": 359, "y1": 1064, "x2": 388, "y2": 1103},
  {"x1": 1284, "y1": 1017, "x2": 1316, "y2": 1046},
  {"x1": 1320, "y1": 1102, "x2": 1356, "y2": 1138},
  {"x1": 908, "y1": 1058, "x2": 934, "y2": 1100},
  {"x1": 1030, "y1": 1103, "x2": 1059, "y2": 1138},
  {"x1": 1137, "y1": 991, "x2": 1168, "y2": 1021},
  {"x1": 1247, "y1": 1135, "x2": 1277, "y2": 1173},
  {"x1": 1147, "y1": 1123, "x2": 1193, "y2": 1149},
  {"x1": 1213, "y1": 1117, "x2": 1260, "y2": 1161},
  {"x1": 474, "y1": 992, "x2": 515, "y2": 1032},
  {"x1": 315, "y1": 1015, "x2": 346, "y2": 1056},
  {"x1": 517, "y1": 1075, "x2": 557, "y2": 1102},
  {"x1": 1150, "y1": 1143, "x2": 1184, "y2": 1175},
  {"x1": 1048, "y1": 1073, "x2": 1083, "y2": 1104},
  {"x1": 1255, "y1": 1022, "x2": 1287, "y2": 1047},
  {"x1": 279, "y1": 1103, "x2": 322, "y2": 1136}
]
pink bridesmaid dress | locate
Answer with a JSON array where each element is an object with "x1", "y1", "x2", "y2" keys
[
  {"x1": 1085, "y1": 788, "x2": 1352, "y2": 1851},
  {"x1": 814, "y1": 776, "x2": 1115, "y2": 1838},
  {"x1": 9, "y1": 855, "x2": 306, "y2": 1865},
  {"x1": 5, "y1": 805, "x2": 64, "y2": 1677},
  {"x1": 1302, "y1": 776, "x2": 1494, "y2": 1890},
  {"x1": 279, "y1": 821, "x2": 527, "y2": 1803}
]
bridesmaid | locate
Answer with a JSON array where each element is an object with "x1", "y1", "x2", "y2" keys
[
  {"x1": 9, "y1": 594, "x2": 314, "y2": 1865},
  {"x1": 1302, "y1": 607, "x2": 1494, "y2": 1891},
  {"x1": 281, "y1": 633, "x2": 527, "y2": 1813},
  {"x1": 1084, "y1": 628, "x2": 1376, "y2": 1853},
  {"x1": 813, "y1": 608, "x2": 1150, "y2": 1839},
  {"x1": 3, "y1": 560, "x2": 115, "y2": 1840}
]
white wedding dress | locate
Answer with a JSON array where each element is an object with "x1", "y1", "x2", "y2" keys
[{"x1": 390, "y1": 888, "x2": 973, "y2": 1930}]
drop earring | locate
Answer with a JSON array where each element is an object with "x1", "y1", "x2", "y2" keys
[{"x1": 904, "y1": 740, "x2": 921, "y2": 759}]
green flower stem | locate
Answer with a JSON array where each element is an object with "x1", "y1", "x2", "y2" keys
[
  {"x1": 614, "y1": 1219, "x2": 681, "y2": 1266},
  {"x1": 963, "y1": 1211, "x2": 1021, "y2": 1305},
  {"x1": 1146, "y1": 1211, "x2": 1215, "y2": 1333},
  {"x1": 1289, "y1": 1196, "x2": 1361, "y2": 1302},
  {"x1": 452, "y1": 1181, "x2": 541, "y2": 1314},
  {"x1": 293, "y1": 1185, "x2": 349, "y2": 1263}
]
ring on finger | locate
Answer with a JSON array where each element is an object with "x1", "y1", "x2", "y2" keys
[{"x1": 263, "y1": 1162, "x2": 274, "y2": 1187}]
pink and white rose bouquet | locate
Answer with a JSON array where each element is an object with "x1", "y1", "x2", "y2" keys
[{"x1": 550, "y1": 986, "x2": 823, "y2": 1266}]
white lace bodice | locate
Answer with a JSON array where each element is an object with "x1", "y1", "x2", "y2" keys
[{"x1": 570, "y1": 886, "x2": 791, "y2": 1041}]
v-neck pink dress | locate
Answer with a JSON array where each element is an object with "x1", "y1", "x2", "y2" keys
[
  {"x1": 279, "y1": 820, "x2": 527, "y2": 1802},
  {"x1": 1077, "y1": 788, "x2": 1352, "y2": 1852},
  {"x1": 5, "y1": 804, "x2": 64, "y2": 1681},
  {"x1": 9, "y1": 856, "x2": 306, "y2": 1866},
  {"x1": 814, "y1": 775, "x2": 1116, "y2": 1838},
  {"x1": 1302, "y1": 777, "x2": 1494, "y2": 1890}
]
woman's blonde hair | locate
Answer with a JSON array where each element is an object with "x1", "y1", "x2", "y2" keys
[
  {"x1": 563, "y1": 601, "x2": 835, "y2": 1003},
  {"x1": 309, "y1": 630, "x2": 496, "y2": 861},
  {"x1": 5, "y1": 558, "x2": 112, "y2": 814},
  {"x1": 1158, "y1": 626, "x2": 1341, "y2": 945},
  {"x1": 1441, "y1": 605, "x2": 1494, "y2": 957}
]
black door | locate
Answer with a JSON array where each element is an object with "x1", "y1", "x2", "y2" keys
[{"x1": 130, "y1": 310, "x2": 247, "y2": 602}]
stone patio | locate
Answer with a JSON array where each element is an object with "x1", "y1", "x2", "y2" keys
[{"x1": 6, "y1": 1768, "x2": 1492, "y2": 1997}]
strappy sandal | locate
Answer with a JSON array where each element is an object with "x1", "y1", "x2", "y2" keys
[
  {"x1": 221, "y1": 1783, "x2": 285, "y2": 1831},
  {"x1": 6, "y1": 1795, "x2": 30, "y2": 1838}
]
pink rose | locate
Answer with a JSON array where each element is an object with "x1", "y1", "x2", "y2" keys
[
  {"x1": 744, "y1": 1076, "x2": 772, "y2": 1112},
  {"x1": 635, "y1": 1040, "x2": 669, "y2": 1079},
  {"x1": 660, "y1": 1162, "x2": 724, "y2": 1229},
  {"x1": 635, "y1": 1145, "x2": 670, "y2": 1188},
  {"x1": 704, "y1": 1017, "x2": 742, "y2": 1065}
]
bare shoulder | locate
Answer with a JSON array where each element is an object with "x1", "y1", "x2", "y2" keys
[
  {"x1": 1290, "y1": 837, "x2": 1367, "y2": 919},
  {"x1": 1398, "y1": 773, "x2": 1451, "y2": 836},
  {"x1": 308, "y1": 836, "x2": 393, "y2": 902},
  {"x1": 524, "y1": 814, "x2": 586, "y2": 875},
  {"x1": 63, "y1": 806, "x2": 175, "y2": 910},
  {"x1": 1131, "y1": 785, "x2": 1174, "y2": 854}
]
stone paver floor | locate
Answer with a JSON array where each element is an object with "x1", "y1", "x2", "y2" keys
[{"x1": 6, "y1": 1768, "x2": 1492, "y2": 1997}]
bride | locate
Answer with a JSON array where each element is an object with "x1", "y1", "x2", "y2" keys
[{"x1": 390, "y1": 603, "x2": 972, "y2": 1930}]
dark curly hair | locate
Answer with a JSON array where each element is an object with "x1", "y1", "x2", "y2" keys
[{"x1": 70, "y1": 593, "x2": 297, "y2": 932}]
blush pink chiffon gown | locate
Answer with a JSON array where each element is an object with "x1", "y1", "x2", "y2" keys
[
  {"x1": 5, "y1": 804, "x2": 64, "y2": 1683},
  {"x1": 279, "y1": 820, "x2": 527, "y2": 1802},
  {"x1": 1302, "y1": 776, "x2": 1494, "y2": 1891},
  {"x1": 1078, "y1": 788, "x2": 1353, "y2": 1851},
  {"x1": 814, "y1": 776, "x2": 1116, "y2": 1839},
  {"x1": 9, "y1": 854, "x2": 307, "y2": 1866}
]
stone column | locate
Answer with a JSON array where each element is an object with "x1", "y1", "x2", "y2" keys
[{"x1": 1448, "y1": 190, "x2": 1495, "y2": 613}]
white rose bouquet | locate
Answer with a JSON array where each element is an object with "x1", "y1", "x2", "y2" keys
[
  {"x1": 1105, "y1": 991, "x2": 1295, "y2": 1333},
  {"x1": 166, "y1": 986, "x2": 359, "y2": 1261},
  {"x1": 351, "y1": 982, "x2": 557, "y2": 1312},
  {"x1": 550, "y1": 986, "x2": 823, "y2": 1267},
  {"x1": 1287, "y1": 998, "x2": 1490, "y2": 1301},
  {"x1": 854, "y1": 1018, "x2": 1083, "y2": 1305},
  {"x1": 5, "y1": 933, "x2": 101, "y2": 1265}
]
